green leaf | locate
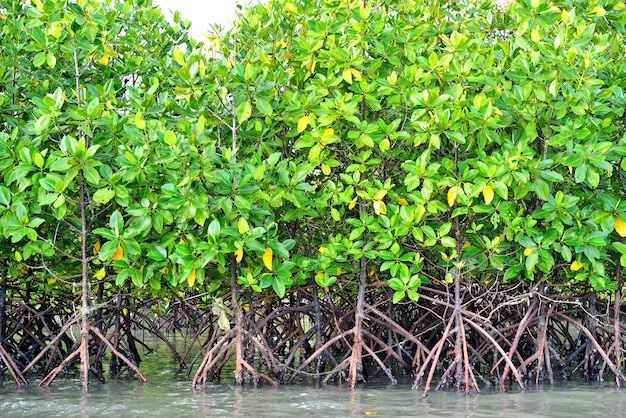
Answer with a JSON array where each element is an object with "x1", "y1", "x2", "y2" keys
[
  {"x1": 110, "y1": 210, "x2": 124, "y2": 237},
  {"x1": 83, "y1": 165, "x2": 100, "y2": 186},
  {"x1": 255, "y1": 98, "x2": 273, "y2": 116},
  {"x1": 93, "y1": 187, "x2": 115, "y2": 204},
  {"x1": 0, "y1": 185, "x2": 11, "y2": 206},
  {"x1": 392, "y1": 290, "x2": 405, "y2": 304}
]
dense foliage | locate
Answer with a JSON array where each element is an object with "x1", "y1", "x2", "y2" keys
[{"x1": 1, "y1": 0, "x2": 626, "y2": 392}]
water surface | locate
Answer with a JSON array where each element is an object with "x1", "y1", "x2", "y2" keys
[
  {"x1": 2, "y1": 378, "x2": 624, "y2": 417},
  {"x1": 1, "y1": 345, "x2": 624, "y2": 417}
]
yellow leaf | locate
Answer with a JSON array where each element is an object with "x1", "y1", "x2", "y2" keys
[
  {"x1": 187, "y1": 268, "x2": 196, "y2": 287},
  {"x1": 323, "y1": 286, "x2": 329, "y2": 292},
  {"x1": 275, "y1": 40, "x2": 287, "y2": 48},
  {"x1": 234, "y1": 248, "x2": 244, "y2": 263},
  {"x1": 374, "y1": 188, "x2": 388, "y2": 201},
  {"x1": 397, "y1": 198, "x2": 409, "y2": 206},
  {"x1": 285, "y1": 2, "x2": 297, "y2": 12},
  {"x1": 112, "y1": 246, "x2": 124, "y2": 261},
  {"x1": 47, "y1": 277, "x2": 57, "y2": 285},
  {"x1": 365, "y1": 412, "x2": 379, "y2": 416},
  {"x1": 297, "y1": 115, "x2": 310, "y2": 133},
  {"x1": 483, "y1": 185, "x2": 495, "y2": 204},
  {"x1": 615, "y1": 216, "x2": 626, "y2": 237},
  {"x1": 93, "y1": 240, "x2": 101, "y2": 255},
  {"x1": 350, "y1": 68, "x2": 362, "y2": 82},
  {"x1": 284, "y1": 52, "x2": 293, "y2": 60},
  {"x1": 97, "y1": 54, "x2": 109, "y2": 66},
  {"x1": 321, "y1": 128, "x2": 334, "y2": 139},
  {"x1": 263, "y1": 247, "x2": 273, "y2": 271},
  {"x1": 447, "y1": 186, "x2": 458, "y2": 207},
  {"x1": 159, "y1": 266, "x2": 169, "y2": 274},
  {"x1": 373, "y1": 200, "x2": 386, "y2": 215},
  {"x1": 336, "y1": 267, "x2": 342, "y2": 275},
  {"x1": 319, "y1": 247, "x2": 328, "y2": 255},
  {"x1": 122, "y1": 308, "x2": 128, "y2": 316},
  {"x1": 316, "y1": 272, "x2": 324, "y2": 280},
  {"x1": 348, "y1": 197, "x2": 357, "y2": 210},
  {"x1": 321, "y1": 164, "x2": 331, "y2": 175},
  {"x1": 524, "y1": 247, "x2": 533, "y2": 256},
  {"x1": 462, "y1": 241, "x2": 471, "y2": 249},
  {"x1": 570, "y1": 260, "x2": 584, "y2": 271},
  {"x1": 94, "y1": 267, "x2": 106, "y2": 280}
]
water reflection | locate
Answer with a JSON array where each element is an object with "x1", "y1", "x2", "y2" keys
[{"x1": 0, "y1": 378, "x2": 623, "y2": 417}]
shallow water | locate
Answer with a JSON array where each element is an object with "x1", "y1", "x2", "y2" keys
[
  {"x1": 1, "y1": 346, "x2": 625, "y2": 417},
  {"x1": 2, "y1": 378, "x2": 625, "y2": 417}
]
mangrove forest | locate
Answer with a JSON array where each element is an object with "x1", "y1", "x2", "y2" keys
[{"x1": 1, "y1": 0, "x2": 626, "y2": 396}]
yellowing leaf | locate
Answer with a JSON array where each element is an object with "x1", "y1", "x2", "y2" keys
[
  {"x1": 374, "y1": 188, "x2": 388, "y2": 201},
  {"x1": 234, "y1": 248, "x2": 244, "y2": 263},
  {"x1": 285, "y1": 2, "x2": 297, "y2": 12},
  {"x1": 373, "y1": 200, "x2": 387, "y2": 215},
  {"x1": 47, "y1": 277, "x2": 57, "y2": 285},
  {"x1": 524, "y1": 247, "x2": 533, "y2": 256},
  {"x1": 483, "y1": 185, "x2": 495, "y2": 204},
  {"x1": 297, "y1": 115, "x2": 310, "y2": 133},
  {"x1": 263, "y1": 247, "x2": 273, "y2": 271},
  {"x1": 122, "y1": 308, "x2": 128, "y2": 316},
  {"x1": 93, "y1": 240, "x2": 101, "y2": 255},
  {"x1": 319, "y1": 247, "x2": 327, "y2": 255},
  {"x1": 284, "y1": 52, "x2": 293, "y2": 59},
  {"x1": 531, "y1": 27, "x2": 540, "y2": 43},
  {"x1": 159, "y1": 266, "x2": 169, "y2": 274},
  {"x1": 275, "y1": 40, "x2": 287, "y2": 48},
  {"x1": 615, "y1": 217, "x2": 626, "y2": 237},
  {"x1": 94, "y1": 267, "x2": 106, "y2": 280},
  {"x1": 97, "y1": 54, "x2": 109, "y2": 66},
  {"x1": 350, "y1": 68, "x2": 362, "y2": 82},
  {"x1": 570, "y1": 260, "x2": 584, "y2": 271},
  {"x1": 134, "y1": 112, "x2": 146, "y2": 130},
  {"x1": 237, "y1": 217, "x2": 250, "y2": 234},
  {"x1": 447, "y1": 186, "x2": 458, "y2": 207},
  {"x1": 348, "y1": 197, "x2": 358, "y2": 210},
  {"x1": 187, "y1": 268, "x2": 196, "y2": 287},
  {"x1": 112, "y1": 246, "x2": 124, "y2": 261},
  {"x1": 342, "y1": 68, "x2": 353, "y2": 84},
  {"x1": 462, "y1": 241, "x2": 471, "y2": 249},
  {"x1": 321, "y1": 128, "x2": 334, "y2": 139},
  {"x1": 397, "y1": 198, "x2": 409, "y2": 206}
]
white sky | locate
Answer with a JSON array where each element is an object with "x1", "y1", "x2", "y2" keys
[{"x1": 152, "y1": 0, "x2": 239, "y2": 41}]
